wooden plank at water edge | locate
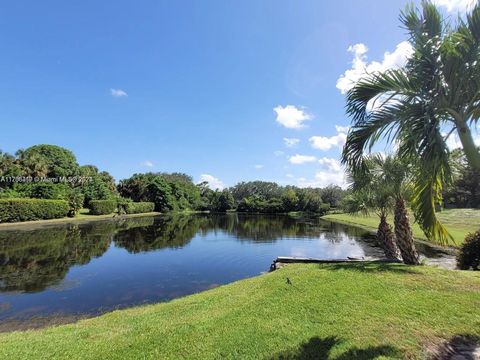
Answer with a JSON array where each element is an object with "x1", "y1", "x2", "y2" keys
[
  {"x1": 275, "y1": 256, "x2": 366, "y2": 264},
  {"x1": 270, "y1": 257, "x2": 402, "y2": 271}
]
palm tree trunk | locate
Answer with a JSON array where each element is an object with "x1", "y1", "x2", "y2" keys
[
  {"x1": 394, "y1": 197, "x2": 420, "y2": 265},
  {"x1": 455, "y1": 117, "x2": 480, "y2": 171},
  {"x1": 377, "y1": 214, "x2": 400, "y2": 260}
]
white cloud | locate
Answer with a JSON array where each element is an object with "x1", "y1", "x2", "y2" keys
[
  {"x1": 296, "y1": 170, "x2": 346, "y2": 189},
  {"x1": 289, "y1": 156, "x2": 346, "y2": 188},
  {"x1": 274, "y1": 150, "x2": 285, "y2": 157},
  {"x1": 140, "y1": 160, "x2": 154, "y2": 168},
  {"x1": 289, "y1": 154, "x2": 316, "y2": 165},
  {"x1": 274, "y1": 105, "x2": 312, "y2": 129},
  {"x1": 111, "y1": 88, "x2": 128, "y2": 97},
  {"x1": 286, "y1": 173, "x2": 294, "y2": 178},
  {"x1": 254, "y1": 164, "x2": 264, "y2": 169},
  {"x1": 309, "y1": 125, "x2": 348, "y2": 151},
  {"x1": 283, "y1": 138, "x2": 300, "y2": 148},
  {"x1": 335, "y1": 125, "x2": 350, "y2": 134},
  {"x1": 199, "y1": 174, "x2": 226, "y2": 190},
  {"x1": 336, "y1": 41, "x2": 414, "y2": 94},
  {"x1": 318, "y1": 157, "x2": 342, "y2": 172},
  {"x1": 432, "y1": 0, "x2": 477, "y2": 12}
]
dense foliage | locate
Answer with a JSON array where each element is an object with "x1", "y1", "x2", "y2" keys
[
  {"x1": 457, "y1": 230, "x2": 480, "y2": 270},
  {"x1": 0, "y1": 198, "x2": 70, "y2": 222},
  {"x1": 199, "y1": 189, "x2": 236, "y2": 213},
  {"x1": 0, "y1": 145, "x2": 117, "y2": 214},
  {"x1": 118, "y1": 173, "x2": 201, "y2": 212},
  {"x1": 229, "y1": 182, "x2": 333, "y2": 214},
  {"x1": 444, "y1": 149, "x2": 480, "y2": 208},
  {"x1": 121, "y1": 202, "x2": 155, "y2": 214},
  {"x1": 88, "y1": 200, "x2": 117, "y2": 215}
]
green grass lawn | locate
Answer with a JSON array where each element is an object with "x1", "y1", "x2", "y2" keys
[
  {"x1": 1, "y1": 263, "x2": 479, "y2": 359},
  {"x1": 323, "y1": 208, "x2": 480, "y2": 247}
]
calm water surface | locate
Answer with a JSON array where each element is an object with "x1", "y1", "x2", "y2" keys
[{"x1": 0, "y1": 214, "x2": 385, "y2": 321}]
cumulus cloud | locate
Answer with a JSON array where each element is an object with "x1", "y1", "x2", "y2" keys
[
  {"x1": 289, "y1": 156, "x2": 346, "y2": 188},
  {"x1": 140, "y1": 160, "x2": 154, "y2": 167},
  {"x1": 336, "y1": 41, "x2": 414, "y2": 94},
  {"x1": 309, "y1": 125, "x2": 348, "y2": 151},
  {"x1": 283, "y1": 138, "x2": 300, "y2": 148},
  {"x1": 199, "y1": 174, "x2": 226, "y2": 190},
  {"x1": 110, "y1": 88, "x2": 128, "y2": 97},
  {"x1": 254, "y1": 164, "x2": 264, "y2": 169},
  {"x1": 335, "y1": 125, "x2": 350, "y2": 134},
  {"x1": 314, "y1": 157, "x2": 346, "y2": 187},
  {"x1": 289, "y1": 154, "x2": 316, "y2": 165},
  {"x1": 314, "y1": 170, "x2": 346, "y2": 188},
  {"x1": 432, "y1": 0, "x2": 477, "y2": 12},
  {"x1": 295, "y1": 171, "x2": 346, "y2": 188},
  {"x1": 318, "y1": 157, "x2": 342, "y2": 172},
  {"x1": 274, "y1": 105, "x2": 312, "y2": 129}
]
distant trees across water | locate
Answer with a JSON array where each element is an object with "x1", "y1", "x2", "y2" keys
[{"x1": 0, "y1": 144, "x2": 346, "y2": 219}]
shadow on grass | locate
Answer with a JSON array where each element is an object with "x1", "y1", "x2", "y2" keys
[
  {"x1": 317, "y1": 262, "x2": 421, "y2": 274},
  {"x1": 269, "y1": 336, "x2": 399, "y2": 360},
  {"x1": 428, "y1": 334, "x2": 480, "y2": 360}
]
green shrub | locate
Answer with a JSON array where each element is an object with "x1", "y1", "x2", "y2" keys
[
  {"x1": 67, "y1": 190, "x2": 85, "y2": 217},
  {"x1": 121, "y1": 201, "x2": 155, "y2": 214},
  {"x1": 115, "y1": 197, "x2": 132, "y2": 215},
  {"x1": 0, "y1": 198, "x2": 69, "y2": 222},
  {"x1": 457, "y1": 230, "x2": 480, "y2": 270},
  {"x1": 23, "y1": 182, "x2": 70, "y2": 200},
  {"x1": 88, "y1": 200, "x2": 117, "y2": 215},
  {"x1": 315, "y1": 203, "x2": 331, "y2": 216}
]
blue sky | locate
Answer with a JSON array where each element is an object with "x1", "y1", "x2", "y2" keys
[{"x1": 0, "y1": 0, "x2": 475, "y2": 189}]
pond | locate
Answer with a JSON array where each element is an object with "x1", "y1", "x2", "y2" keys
[{"x1": 0, "y1": 213, "x2": 441, "y2": 328}]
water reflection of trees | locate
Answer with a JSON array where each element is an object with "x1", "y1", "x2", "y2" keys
[
  {"x1": 0, "y1": 214, "x2": 373, "y2": 293},
  {"x1": 113, "y1": 215, "x2": 204, "y2": 253},
  {"x1": 0, "y1": 217, "x2": 154, "y2": 293},
  {"x1": 196, "y1": 214, "x2": 372, "y2": 244}
]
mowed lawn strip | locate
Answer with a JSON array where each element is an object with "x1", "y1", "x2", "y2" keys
[
  {"x1": 323, "y1": 208, "x2": 480, "y2": 247},
  {"x1": 0, "y1": 263, "x2": 479, "y2": 360}
]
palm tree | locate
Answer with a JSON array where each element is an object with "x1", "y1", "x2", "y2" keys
[
  {"x1": 15, "y1": 149, "x2": 49, "y2": 178},
  {"x1": 345, "y1": 154, "x2": 403, "y2": 262},
  {"x1": 382, "y1": 155, "x2": 420, "y2": 265},
  {"x1": 343, "y1": 187, "x2": 401, "y2": 261},
  {"x1": 341, "y1": 1, "x2": 480, "y2": 244}
]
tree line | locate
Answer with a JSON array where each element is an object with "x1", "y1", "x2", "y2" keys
[{"x1": 0, "y1": 144, "x2": 346, "y2": 216}]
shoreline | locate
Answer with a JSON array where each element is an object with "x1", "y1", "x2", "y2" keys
[
  {"x1": 0, "y1": 212, "x2": 162, "y2": 230},
  {"x1": 322, "y1": 214, "x2": 458, "y2": 256}
]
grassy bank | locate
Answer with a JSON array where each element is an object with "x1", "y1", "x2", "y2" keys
[
  {"x1": 323, "y1": 209, "x2": 480, "y2": 247},
  {"x1": 0, "y1": 209, "x2": 162, "y2": 229},
  {"x1": 1, "y1": 263, "x2": 479, "y2": 359}
]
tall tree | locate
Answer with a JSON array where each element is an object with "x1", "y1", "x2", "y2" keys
[{"x1": 342, "y1": 2, "x2": 480, "y2": 244}]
